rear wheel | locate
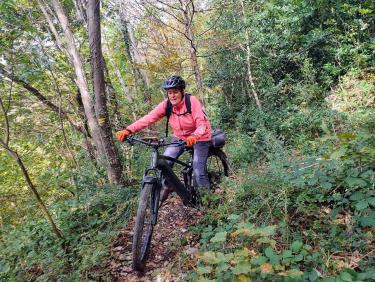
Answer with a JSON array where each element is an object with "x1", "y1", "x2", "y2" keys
[
  {"x1": 132, "y1": 183, "x2": 155, "y2": 271},
  {"x1": 206, "y1": 149, "x2": 230, "y2": 186}
]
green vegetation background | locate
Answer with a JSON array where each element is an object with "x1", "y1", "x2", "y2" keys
[{"x1": 0, "y1": 0, "x2": 374, "y2": 281}]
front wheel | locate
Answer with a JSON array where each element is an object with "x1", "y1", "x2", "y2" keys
[
  {"x1": 206, "y1": 149, "x2": 230, "y2": 187},
  {"x1": 132, "y1": 183, "x2": 155, "y2": 271}
]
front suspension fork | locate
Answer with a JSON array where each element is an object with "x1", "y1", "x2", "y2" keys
[{"x1": 142, "y1": 174, "x2": 161, "y2": 225}]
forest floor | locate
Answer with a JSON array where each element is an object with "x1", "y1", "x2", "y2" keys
[{"x1": 109, "y1": 195, "x2": 204, "y2": 281}]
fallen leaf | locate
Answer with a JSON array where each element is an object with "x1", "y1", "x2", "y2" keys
[{"x1": 260, "y1": 263, "x2": 273, "y2": 274}]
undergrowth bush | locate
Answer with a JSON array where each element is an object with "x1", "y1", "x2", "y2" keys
[
  {"x1": 187, "y1": 214, "x2": 375, "y2": 281},
  {"x1": 0, "y1": 171, "x2": 138, "y2": 281},
  {"x1": 184, "y1": 108, "x2": 374, "y2": 281}
]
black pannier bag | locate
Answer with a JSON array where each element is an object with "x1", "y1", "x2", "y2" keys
[{"x1": 211, "y1": 128, "x2": 226, "y2": 148}]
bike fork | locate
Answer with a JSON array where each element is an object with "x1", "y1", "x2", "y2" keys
[{"x1": 142, "y1": 176, "x2": 160, "y2": 225}]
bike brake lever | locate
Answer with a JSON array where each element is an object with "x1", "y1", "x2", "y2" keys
[{"x1": 125, "y1": 135, "x2": 135, "y2": 145}]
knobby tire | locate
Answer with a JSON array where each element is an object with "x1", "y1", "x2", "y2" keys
[
  {"x1": 206, "y1": 149, "x2": 230, "y2": 186},
  {"x1": 132, "y1": 183, "x2": 155, "y2": 271}
]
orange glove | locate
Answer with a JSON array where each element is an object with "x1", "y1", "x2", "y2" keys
[
  {"x1": 186, "y1": 135, "x2": 198, "y2": 147},
  {"x1": 116, "y1": 129, "x2": 130, "y2": 142}
]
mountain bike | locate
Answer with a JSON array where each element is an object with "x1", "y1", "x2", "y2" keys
[{"x1": 125, "y1": 136, "x2": 229, "y2": 271}]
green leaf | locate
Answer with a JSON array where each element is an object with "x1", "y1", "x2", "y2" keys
[
  {"x1": 251, "y1": 255, "x2": 267, "y2": 265},
  {"x1": 359, "y1": 8, "x2": 373, "y2": 15},
  {"x1": 216, "y1": 262, "x2": 229, "y2": 273},
  {"x1": 320, "y1": 278, "x2": 336, "y2": 282},
  {"x1": 200, "y1": 252, "x2": 218, "y2": 264},
  {"x1": 321, "y1": 182, "x2": 333, "y2": 190},
  {"x1": 308, "y1": 270, "x2": 319, "y2": 281},
  {"x1": 210, "y1": 231, "x2": 227, "y2": 243},
  {"x1": 337, "y1": 132, "x2": 356, "y2": 140},
  {"x1": 264, "y1": 247, "x2": 280, "y2": 264},
  {"x1": 345, "y1": 177, "x2": 368, "y2": 187},
  {"x1": 280, "y1": 269, "x2": 304, "y2": 277},
  {"x1": 228, "y1": 214, "x2": 240, "y2": 221},
  {"x1": 367, "y1": 197, "x2": 375, "y2": 207},
  {"x1": 197, "y1": 265, "x2": 212, "y2": 275},
  {"x1": 258, "y1": 225, "x2": 277, "y2": 236},
  {"x1": 234, "y1": 248, "x2": 250, "y2": 258},
  {"x1": 355, "y1": 199, "x2": 369, "y2": 211},
  {"x1": 291, "y1": 241, "x2": 303, "y2": 253},
  {"x1": 232, "y1": 261, "x2": 251, "y2": 275},
  {"x1": 307, "y1": 176, "x2": 319, "y2": 186},
  {"x1": 0, "y1": 262, "x2": 10, "y2": 273},
  {"x1": 216, "y1": 252, "x2": 233, "y2": 263},
  {"x1": 282, "y1": 250, "x2": 293, "y2": 259},
  {"x1": 360, "y1": 170, "x2": 373, "y2": 179},
  {"x1": 264, "y1": 247, "x2": 275, "y2": 258},
  {"x1": 359, "y1": 215, "x2": 375, "y2": 227},
  {"x1": 256, "y1": 237, "x2": 276, "y2": 248},
  {"x1": 349, "y1": 192, "x2": 365, "y2": 201},
  {"x1": 339, "y1": 271, "x2": 353, "y2": 281},
  {"x1": 330, "y1": 147, "x2": 347, "y2": 159},
  {"x1": 293, "y1": 254, "x2": 304, "y2": 262},
  {"x1": 358, "y1": 268, "x2": 375, "y2": 280}
]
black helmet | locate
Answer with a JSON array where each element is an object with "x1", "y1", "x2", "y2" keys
[{"x1": 163, "y1": 75, "x2": 186, "y2": 90}]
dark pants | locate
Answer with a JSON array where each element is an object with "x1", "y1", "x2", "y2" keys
[{"x1": 163, "y1": 139, "x2": 211, "y2": 189}]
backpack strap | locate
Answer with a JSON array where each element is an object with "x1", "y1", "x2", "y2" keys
[
  {"x1": 165, "y1": 94, "x2": 192, "y2": 137},
  {"x1": 185, "y1": 93, "x2": 192, "y2": 114},
  {"x1": 165, "y1": 99, "x2": 173, "y2": 137}
]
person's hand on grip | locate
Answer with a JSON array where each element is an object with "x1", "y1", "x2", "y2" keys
[
  {"x1": 186, "y1": 135, "x2": 197, "y2": 147},
  {"x1": 116, "y1": 129, "x2": 130, "y2": 142}
]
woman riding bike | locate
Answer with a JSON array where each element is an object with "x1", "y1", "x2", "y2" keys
[{"x1": 116, "y1": 75, "x2": 212, "y2": 202}]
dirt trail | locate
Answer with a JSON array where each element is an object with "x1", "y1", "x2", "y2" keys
[{"x1": 109, "y1": 196, "x2": 203, "y2": 281}]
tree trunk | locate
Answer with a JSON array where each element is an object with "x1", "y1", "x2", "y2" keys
[
  {"x1": 119, "y1": 4, "x2": 151, "y2": 106},
  {"x1": 102, "y1": 36, "x2": 133, "y2": 104},
  {"x1": 50, "y1": 0, "x2": 104, "y2": 152},
  {"x1": 240, "y1": 0, "x2": 262, "y2": 110},
  {"x1": 50, "y1": 0, "x2": 122, "y2": 184},
  {"x1": 87, "y1": 0, "x2": 123, "y2": 184},
  {"x1": 103, "y1": 61, "x2": 125, "y2": 128},
  {"x1": 182, "y1": 1, "x2": 204, "y2": 101}
]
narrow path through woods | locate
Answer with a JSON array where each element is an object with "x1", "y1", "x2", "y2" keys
[{"x1": 109, "y1": 196, "x2": 204, "y2": 281}]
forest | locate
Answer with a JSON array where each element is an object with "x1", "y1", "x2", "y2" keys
[{"x1": 0, "y1": 0, "x2": 374, "y2": 281}]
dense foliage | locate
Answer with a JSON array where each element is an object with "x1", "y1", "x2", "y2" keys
[{"x1": 0, "y1": 0, "x2": 374, "y2": 280}]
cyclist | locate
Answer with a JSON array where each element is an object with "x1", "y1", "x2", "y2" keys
[{"x1": 116, "y1": 75, "x2": 212, "y2": 201}]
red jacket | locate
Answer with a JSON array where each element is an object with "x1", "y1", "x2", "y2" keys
[{"x1": 127, "y1": 95, "x2": 212, "y2": 141}]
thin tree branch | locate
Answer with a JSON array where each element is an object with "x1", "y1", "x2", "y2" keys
[
  {"x1": 37, "y1": 0, "x2": 66, "y2": 54},
  {"x1": 0, "y1": 94, "x2": 10, "y2": 146},
  {"x1": 151, "y1": 14, "x2": 190, "y2": 41},
  {"x1": 154, "y1": 0, "x2": 182, "y2": 11},
  {"x1": 0, "y1": 65, "x2": 85, "y2": 135},
  {"x1": 145, "y1": 0, "x2": 185, "y2": 25}
]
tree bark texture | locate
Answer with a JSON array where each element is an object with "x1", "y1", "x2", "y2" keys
[
  {"x1": 182, "y1": 1, "x2": 204, "y2": 101},
  {"x1": 103, "y1": 60, "x2": 125, "y2": 127},
  {"x1": 119, "y1": 4, "x2": 150, "y2": 105},
  {"x1": 240, "y1": 0, "x2": 262, "y2": 110},
  {"x1": 87, "y1": 0, "x2": 123, "y2": 184},
  {"x1": 50, "y1": 0, "x2": 105, "y2": 153},
  {"x1": 50, "y1": 0, "x2": 124, "y2": 184},
  {"x1": 102, "y1": 37, "x2": 133, "y2": 103}
]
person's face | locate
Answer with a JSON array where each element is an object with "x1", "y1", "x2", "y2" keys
[{"x1": 167, "y1": 88, "x2": 183, "y2": 106}]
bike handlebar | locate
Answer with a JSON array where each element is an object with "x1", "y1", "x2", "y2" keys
[{"x1": 125, "y1": 135, "x2": 186, "y2": 148}]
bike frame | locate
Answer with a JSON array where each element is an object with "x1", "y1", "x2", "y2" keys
[{"x1": 129, "y1": 137, "x2": 196, "y2": 226}]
